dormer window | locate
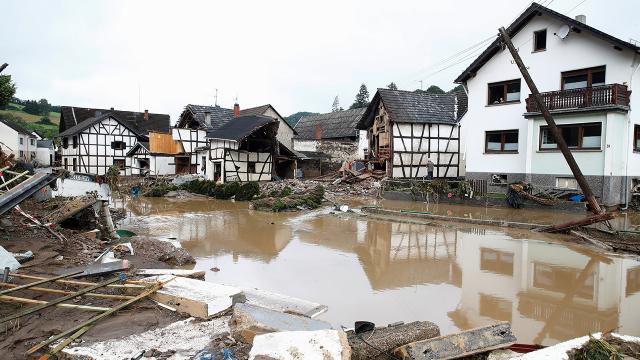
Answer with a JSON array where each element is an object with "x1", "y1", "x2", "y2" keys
[{"x1": 533, "y1": 29, "x2": 547, "y2": 51}]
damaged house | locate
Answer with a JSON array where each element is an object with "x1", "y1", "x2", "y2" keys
[
  {"x1": 356, "y1": 89, "x2": 467, "y2": 179},
  {"x1": 292, "y1": 108, "x2": 367, "y2": 177},
  {"x1": 177, "y1": 103, "x2": 297, "y2": 179},
  {"x1": 57, "y1": 107, "x2": 170, "y2": 175},
  {"x1": 199, "y1": 115, "x2": 280, "y2": 182}
]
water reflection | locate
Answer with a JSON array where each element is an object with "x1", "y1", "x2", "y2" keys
[{"x1": 117, "y1": 197, "x2": 640, "y2": 345}]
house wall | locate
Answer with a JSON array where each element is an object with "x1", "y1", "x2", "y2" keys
[
  {"x1": 391, "y1": 122, "x2": 461, "y2": 178},
  {"x1": 172, "y1": 128, "x2": 207, "y2": 173},
  {"x1": 293, "y1": 139, "x2": 359, "y2": 162},
  {"x1": 263, "y1": 107, "x2": 294, "y2": 149},
  {"x1": 207, "y1": 139, "x2": 271, "y2": 182},
  {"x1": 36, "y1": 146, "x2": 53, "y2": 166},
  {"x1": 17, "y1": 133, "x2": 37, "y2": 160},
  {"x1": 0, "y1": 125, "x2": 19, "y2": 157},
  {"x1": 151, "y1": 155, "x2": 175, "y2": 175},
  {"x1": 60, "y1": 116, "x2": 137, "y2": 176},
  {"x1": 357, "y1": 130, "x2": 368, "y2": 160},
  {"x1": 462, "y1": 12, "x2": 640, "y2": 204}
]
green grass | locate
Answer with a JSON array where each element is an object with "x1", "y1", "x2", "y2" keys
[{"x1": 0, "y1": 103, "x2": 60, "y2": 125}]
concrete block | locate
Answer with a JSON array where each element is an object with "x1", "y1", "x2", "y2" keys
[
  {"x1": 239, "y1": 286, "x2": 328, "y2": 318},
  {"x1": 249, "y1": 330, "x2": 351, "y2": 360},
  {"x1": 230, "y1": 303, "x2": 333, "y2": 344},
  {"x1": 143, "y1": 275, "x2": 244, "y2": 319},
  {"x1": 395, "y1": 322, "x2": 516, "y2": 359}
]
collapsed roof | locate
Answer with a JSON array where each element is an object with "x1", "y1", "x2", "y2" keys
[
  {"x1": 206, "y1": 115, "x2": 279, "y2": 141},
  {"x1": 294, "y1": 108, "x2": 366, "y2": 140}
]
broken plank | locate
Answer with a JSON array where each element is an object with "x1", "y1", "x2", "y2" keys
[
  {"x1": 136, "y1": 268, "x2": 205, "y2": 279},
  {"x1": 43, "y1": 196, "x2": 97, "y2": 224},
  {"x1": 141, "y1": 275, "x2": 244, "y2": 319},
  {"x1": 0, "y1": 270, "x2": 83, "y2": 296},
  {"x1": 394, "y1": 322, "x2": 516, "y2": 359},
  {"x1": 0, "y1": 282, "x2": 134, "y2": 300},
  {"x1": 9, "y1": 273, "x2": 145, "y2": 289}
]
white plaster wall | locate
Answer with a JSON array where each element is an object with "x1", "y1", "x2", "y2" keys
[
  {"x1": 463, "y1": 13, "x2": 639, "y2": 176},
  {"x1": 292, "y1": 139, "x2": 318, "y2": 152},
  {"x1": 151, "y1": 156, "x2": 175, "y2": 175},
  {"x1": 36, "y1": 147, "x2": 53, "y2": 166},
  {"x1": 0, "y1": 125, "x2": 19, "y2": 156},
  {"x1": 357, "y1": 130, "x2": 368, "y2": 160},
  {"x1": 262, "y1": 107, "x2": 295, "y2": 149}
]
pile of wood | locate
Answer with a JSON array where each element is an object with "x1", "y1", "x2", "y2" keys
[{"x1": 315, "y1": 169, "x2": 386, "y2": 185}]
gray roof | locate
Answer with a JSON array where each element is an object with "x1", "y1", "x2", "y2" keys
[
  {"x1": 180, "y1": 104, "x2": 294, "y2": 132},
  {"x1": 0, "y1": 118, "x2": 33, "y2": 136},
  {"x1": 37, "y1": 139, "x2": 53, "y2": 148},
  {"x1": 57, "y1": 113, "x2": 146, "y2": 138},
  {"x1": 59, "y1": 106, "x2": 170, "y2": 135},
  {"x1": 357, "y1": 89, "x2": 466, "y2": 129},
  {"x1": 206, "y1": 115, "x2": 278, "y2": 141},
  {"x1": 294, "y1": 108, "x2": 366, "y2": 140}
]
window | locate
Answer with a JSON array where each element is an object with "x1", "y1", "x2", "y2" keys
[
  {"x1": 556, "y1": 177, "x2": 578, "y2": 190},
  {"x1": 247, "y1": 161, "x2": 256, "y2": 173},
  {"x1": 62, "y1": 137, "x2": 69, "y2": 149},
  {"x1": 491, "y1": 174, "x2": 508, "y2": 185},
  {"x1": 485, "y1": 130, "x2": 518, "y2": 153},
  {"x1": 562, "y1": 66, "x2": 605, "y2": 90},
  {"x1": 540, "y1": 123, "x2": 601, "y2": 150},
  {"x1": 30, "y1": 138, "x2": 35, "y2": 146},
  {"x1": 72, "y1": 136, "x2": 78, "y2": 148},
  {"x1": 488, "y1": 79, "x2": 521, "y2": 104},
  {"x1": 634, "y1": 125, "x2": 640, "y2": 152},
  {"x1": 19, "y1": 138, "x2": 23, "y2": 145},
  {"x1": 480, "y1": 248, "x2": 514, "y2": 276},
  {"x1": 72, "y1": 158, "x2": 77, "y2": 171},
  {"x1": 64, "y1": 158, "x2": 68, "y2": 169},
  {"x1": 113, "y1": 159, "x2": 126, "y2": 170},
  {"x1": 111, "y1": 141, "x2": 126, "y2": 150},
  {"x1": 19, "y1": 150, "x2": 24, "y2": 158},
  {"x1": 533, "y1": 29, "x2": 547, "y2": 51}
]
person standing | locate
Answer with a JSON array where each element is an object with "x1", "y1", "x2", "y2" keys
[{"x1": 426, "y1": 159, "x2": 435, "y2": 180}]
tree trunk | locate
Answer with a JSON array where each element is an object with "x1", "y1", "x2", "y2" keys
[{"x1": 346, "y1": 321, "x2": 440, "y2": 360}]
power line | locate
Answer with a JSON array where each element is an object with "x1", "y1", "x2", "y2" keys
[{"x1": 566, "y1": 0, "x2": 587, "y2": 14}]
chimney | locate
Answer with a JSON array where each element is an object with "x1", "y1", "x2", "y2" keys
[
  {"x1": 315, "y1": 125, "x2": 322, "y2": 140},
  {"x1": 144, "y1": 109, "x2": 149, "y2": 121},
  {"x1": 204, "y1": 112, "x2": 211, "y2": 127},
  {"x1": 575, "y1": 14, "x2": 586, "y2": 24},
  {"x1": 110, "y1": 107, "x2": 114, "y2": 110},
  {"x1": 233, "y1": 103, "x2": 240, "y2": 118}
]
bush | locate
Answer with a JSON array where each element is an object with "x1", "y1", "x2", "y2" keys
[
  {"x1": 236, "y1": 182, "x2": 260, "y2": 201},
  {"x1": 280, "y1": 186, "x2": 292, "y2": 197}
]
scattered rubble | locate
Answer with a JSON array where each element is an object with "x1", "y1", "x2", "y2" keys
[
  {"x1": 251, "y1": 184, "x2": 325, "y2": 212},
  {"x1": 347, "y1": 321, "x2": 440, "y2": 360},
  {"x1": 249, "y1": 329, "x2": 351, "y2": 360}
]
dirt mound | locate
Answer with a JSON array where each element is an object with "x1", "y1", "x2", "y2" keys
[{"x1": 129, "y1": 237, "x2": 195, "y2": 266}]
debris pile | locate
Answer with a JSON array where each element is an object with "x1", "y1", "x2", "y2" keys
[{"x1": 251, "y1": 184, "x2": 325, "y2": 212}]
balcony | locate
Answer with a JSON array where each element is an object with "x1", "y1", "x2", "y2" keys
[{"x1": 525, "y1": 84, "x2": 631, "y2": 115}]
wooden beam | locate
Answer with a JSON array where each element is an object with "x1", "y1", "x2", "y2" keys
[
  {"x1": 0, "y1": 276, "x2": 122, "y2": 324},
  {"x1": 9, "y1": 273, "x2": 145, "y2": 289},
  {"x1": 0, "y1": 283, "x2": 135, "y2": 300},
  {"x1": 536, "y1": 212, "x2": 614, "y2": 233},
  {"x1": 0, "y1": 271, "x2": 83, "y2": 296},
  {"x1": 498, "y1": 27, "x2": 602, "y2": 214},
  {"x1": 0, "y1": 295, "x2": 110, "y2": 312},
  {"x1": 26, "y1": 279, "x2": 170, "y2": 355}
]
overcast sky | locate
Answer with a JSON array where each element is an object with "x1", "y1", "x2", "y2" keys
[{"x1": 2, "y1": 0, "x2": 638, "y2": 121}]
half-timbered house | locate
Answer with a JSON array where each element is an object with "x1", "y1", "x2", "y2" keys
[
  {"x1": 199, "y1": 115, "x2": 279, "y2": 183},
  {"x1": 357, "y1": 89, "x2": 467, "y2": 179},
  {"x1": 177, "y1": 103, "x2": 297, "y2": 178},
  {"x1": 57, "y1": 107, "x2": 170, "y2": 175}
]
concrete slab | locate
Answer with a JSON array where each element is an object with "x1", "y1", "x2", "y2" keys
[
  {"x1": 230, "y1": 303, "x2": 333, "y2": 344},
  {"x1": 142, "y1": 275, "x2": 244, "y2": 319},
  {"x1": 249, "y1": 330, "x2": 351, "y2": 360},
  {"x1": 395, "y1": 322, "x2": 516, "y2": 359},
  {"x1": 63, "y1": 316, "x2": 230, "y2": 359},
  {"x1": 239, "y1": 286, "x2": 328, "y2": 318}
]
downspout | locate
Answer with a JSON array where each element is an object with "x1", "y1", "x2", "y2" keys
[{"x1": 621, "y1": 53, "x2": 640, "y2": 210}]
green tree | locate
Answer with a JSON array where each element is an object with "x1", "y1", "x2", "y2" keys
[
  {"x1": 350, "y1": 84, "x2": 370, "y2": 109},
  {"x1": 38, "y1": 98, "x2": 51, "y2": 117},
  {"x1": 425, "y1": 85, "x2": 445, "y2": 94},
  {"x1": 448, "y1": 84, "x2": 465, "y2": 93},
  {"x1": 387, "y1": 82, "x2": 398, "y2": 90},
  {"x1": 0, "y1": 75, "x2": 17, "y2": 108},
  {"x1": 23, "y1": 100, "x2": 40, "y2": 115}
]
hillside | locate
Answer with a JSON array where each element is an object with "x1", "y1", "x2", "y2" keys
[{"x1": 0, "y1": 102, "x2": 59, "y2": 138}]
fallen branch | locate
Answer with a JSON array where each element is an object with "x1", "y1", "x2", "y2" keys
[{"x1": 536, "y1": 212, "x2": 615, "y2": 233}]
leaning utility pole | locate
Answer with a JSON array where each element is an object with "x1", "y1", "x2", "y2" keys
[
  {"x1": 498, "y1": 27, "x2": 603, "y2": 215},
  {"x1": 0, "y1": 63, "x2": 7, "y2": 74}
]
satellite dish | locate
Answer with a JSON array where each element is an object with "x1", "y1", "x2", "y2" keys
[{"x1": 557, "y1": 25, "x2": 570, "y2": 39}]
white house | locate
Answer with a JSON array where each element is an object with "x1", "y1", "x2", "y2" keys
[
  {"x1": 57, "y1": 107, "x2": 170, "y2": 175},
  {"x1": 0, "y1": 118, "x2": 38, "y2": 161},
  {"x1": 356, "y1": 89, "x2": 467, "y2": 179},
  {"x1": 35, "y1": 139, "x2": 55, "y2": 167},
  {"x1": 456, "y1": 3, "x2": 640, "y2": 206},
  {"x1": 200, "y1": 115, "x2": 279, "y2": 183}
]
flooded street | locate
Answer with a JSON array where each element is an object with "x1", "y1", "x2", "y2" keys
[{"x1": 118, "y1": 197, "x2": 640, "y2": 346}]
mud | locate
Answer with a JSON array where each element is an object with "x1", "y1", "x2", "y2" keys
[{"x1": 118, "y1": 196, "x2": 640, "y2": 347}]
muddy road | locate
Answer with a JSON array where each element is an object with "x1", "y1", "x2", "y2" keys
[{"x1": 116, "y1": 197, "x2": 640, "y2": 346}]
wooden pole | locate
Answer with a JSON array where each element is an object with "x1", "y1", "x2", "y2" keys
[
  {"x1": 27, "y1": 280, "x2": 170, "y2": 355},
  {"x1": 0, "y1": 63, "x2": 7, "y2": 74},
  {"x1": 0, "y1": 271, "x2": 83, "y2": 296},
  {"x1": 0, "y1": 283, "x2": 134, "y2": 300},
  {"x1": 0, "y1": 295, "x2": 110, "y2": 312},
  {"x1": 0, "y1": 170, "x2": 30, "y2": 190},
  {"x1": 9, "y1": 273, "x2": 145, "y2": 289},
  {"x1": 0, "y1": 276, "x2": 122, "y2": 324},
  {"x1": 497, "y1": 27, "x2": 602, "y2": 215}
]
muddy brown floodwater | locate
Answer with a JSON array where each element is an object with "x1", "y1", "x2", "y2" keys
[{"x1": 116, "y1": 197, "x2": 640, "y2": 346}]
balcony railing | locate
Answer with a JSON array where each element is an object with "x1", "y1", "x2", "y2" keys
[{"x1": 525, "y1": 83, "x2": 631, "y2": 113}]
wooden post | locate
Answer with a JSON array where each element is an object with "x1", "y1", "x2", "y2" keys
[
  {"x1": 498, "y1": 27, "x2": 603, "y2": 215},
  {"x1": 0, "y1": 63, "x2": 7, "y2": 74}
]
